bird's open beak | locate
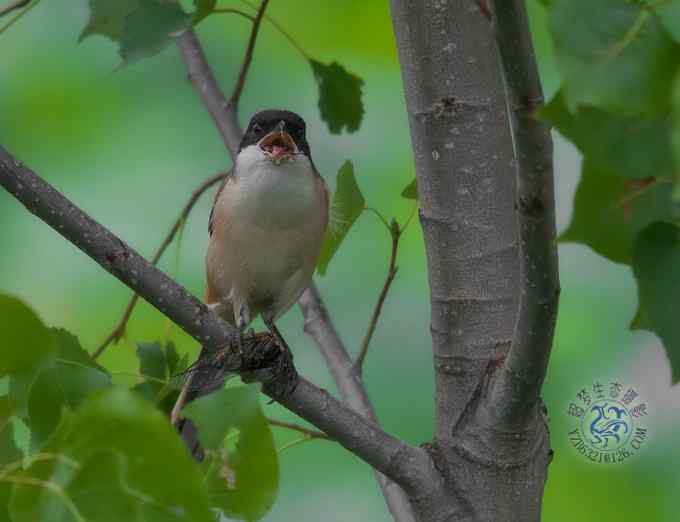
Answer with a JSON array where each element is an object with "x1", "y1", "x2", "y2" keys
[{"x1": 259, "y1": 130, "x2": 297, "y2": 162}]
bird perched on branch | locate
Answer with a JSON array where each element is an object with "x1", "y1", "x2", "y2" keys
[{"x1": 205, "y1": 109, "x2": 329, "y2": 353}]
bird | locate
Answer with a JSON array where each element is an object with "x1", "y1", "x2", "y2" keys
[{"x1": 204, "y1": 109, "x2": 329, "y2": 353}]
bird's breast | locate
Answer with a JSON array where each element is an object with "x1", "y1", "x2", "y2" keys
[{"x1": 224, "y1": 153, "x2": 321, "y2": 228}]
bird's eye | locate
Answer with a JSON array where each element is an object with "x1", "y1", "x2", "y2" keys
[{"x1": 252, "y1": 123, "x2": 263, "y2": 135}]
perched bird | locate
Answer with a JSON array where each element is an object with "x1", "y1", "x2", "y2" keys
[{"x1": 204, "y1": 109, "x2": 329, "y2": 351}]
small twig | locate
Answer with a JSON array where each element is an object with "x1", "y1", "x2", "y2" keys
[
  {"x1": 93, "y1": 171, "x2": 227, "y2": 359},
  {"x1": 267, "y1": 418, "x2": 330, "y2": 440},
  {"x1": 229, "y1": 0, "x2": 270, "y2": 107},
  {"x1": 239, "y1": 0, "x2": 310, "y2": 59},
  {"x1": 355, "y1": 220, "x2": 401, "y2": 372},
  {"x1": 365, "y1": 207, "x2": 391, "y2": 231},
  {"x1": 211, "y1": 8, "x2": 255, "y2": 21},
  {"x1": 0, "y1": 0, "x2": 30, "y2": 18}
]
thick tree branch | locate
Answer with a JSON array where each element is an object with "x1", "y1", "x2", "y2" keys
[
  {"x1": 298, "y1": 286, "x2": 417, "y2": 522},
  {"x1": 487, "y1": 0, "x2": 559, "y2": 428},
  {"x1": 0, "y1": 147, "x2": 435, "y2": 495},
  {"x1": 94, "y1": 170, "x2": 227, "y2": 358},
  {"x1": 391, "y1": 0, "x2": 519, "y2": 446},
  {"x1": 390, "y1": 1, "x2": 552, "y2": 520},
  {"x1": 229, "y1": 0, "x2": 269, "y2": 107},
  {"x1": 175, "y1": 28, "x2": 417, "y2": 519}
]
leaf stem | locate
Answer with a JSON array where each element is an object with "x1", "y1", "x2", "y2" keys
[
  {"x1": 229, "y1": 0, "x2": 270, "y2": 107},
  {"x1": 238, "y1": 0, "x2": 310, "y2": 60},
  {"x1": 365, "y1": 206, "x2": 392, "y2": 232},
  {"x1": 211, "y1": 8, "x2": 254, "y2": 21},
  {"x1": 267, "y1": 418, "x2": 330, "y2": 440},
  {"x1": 93, "y1": 171, "x2": 227, "y2": 359}
]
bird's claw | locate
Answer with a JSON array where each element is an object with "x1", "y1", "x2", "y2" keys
[{"x1": 240, "y1": 332, "x2": 298, "y2": 399}]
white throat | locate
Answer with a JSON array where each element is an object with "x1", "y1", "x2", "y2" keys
[{"x1": 230, "y1": 145, "x2": 318, "y2": 226}]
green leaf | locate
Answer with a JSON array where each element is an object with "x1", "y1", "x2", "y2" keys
[
  {"x1": 120, "y1": 0, "x2": 192, "y2": 65},
  {"x1": 310, "y1": 60, "x2": 364, "y2": 134},
  {"x1": 317, "y1": 161, "x2": 365, "y2": 275},
  {"x1": 549, "y1": 0, "x2": 680, "y2": 116},
  {"x1": 192, "y1": 0, "x2": 216, "y2": 24},
  {"x1": 79, "y1": 0, "x2": 138, "y2": 42},
  {"x1": 632, "y1": 222, "x2": 680, "y2": 383},
  {"x1": 137, "y1": 342, "x2": 166, "y2": 381},
  {"x1": 10, "y1": 387, "x2": 214, "y2": 522},
  {"x1": 561, "y1": 163, "x2": 675, "y2": 264},
  {"x1": 540, "y1": 93, "x2": 674, "y2": 179},
  {"x1": 184, "y1": 383, "x2": 278, "y2": 521},
  {"x1": 26, "y1": 331, "x2": 111, "y2": 451},
  {"x1": 401, "y1": 178, "x2": 418, "y2": 200},
  {"x1": 0, "y1": 295, "x2": 55, "y2": 378}
]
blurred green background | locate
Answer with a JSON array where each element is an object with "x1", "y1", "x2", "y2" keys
[{"x1": 1, "y1": 1, "x2": 677, "y2": 520}]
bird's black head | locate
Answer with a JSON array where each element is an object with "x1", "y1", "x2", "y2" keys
[{"x1": 239, "y1": 110, "x2": 311, "y2": 161}]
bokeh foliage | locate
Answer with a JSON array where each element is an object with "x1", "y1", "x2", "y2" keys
[{"x1": 542, "y1": 0, "x2": 680, "y2": 382}]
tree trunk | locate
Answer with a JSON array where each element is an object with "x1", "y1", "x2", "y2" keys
[{"x1": 390, "y1": 1, "x2": 557, "y2": 520}]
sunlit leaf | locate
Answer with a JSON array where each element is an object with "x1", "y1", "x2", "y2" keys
[
  {"x1": 310, "y1": 60, "x2": 364, "y2": 134},
  {"x1": 540, "y1": 93, "x2": 674, "y2": 180},
  {"x1": 120, "y1": 0, "x2": 192, "y2": 65},
  {"x1": 549, "y1": 0, "x2": 680, "y2": 116},
  {"x1": 632, "y1": 222, "x2": 680, "y2": 383},
  {"x1": 79, "y1": 0, "x2": 138, "y2": 42},
  {"x1": 10, "y1": 387, "x2": 214, "y2": 522},
  {"x1": 560, "y1": 163, "x2": 675, "y2": 264},
  {"x1": 401, "y1": 178, "x2": 418, "y2": 200},
  {"x1": 317, "y1": 161, "x2": 365, "y2": 275},
  {"x1": 184, "y1": 384, "x2": 278, "y2": 521}
]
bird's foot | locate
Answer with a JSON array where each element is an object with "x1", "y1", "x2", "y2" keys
[{"x1": 240, "y1": 332, "x2": 298, "y2": 399}]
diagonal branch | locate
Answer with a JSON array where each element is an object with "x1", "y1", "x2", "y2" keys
[
  {"x1": 229, "y1": 0, "x2": 269, "y2": 107},
  {"x1": 298, "y1": 287, "x2": 417, "y2": 522},
  {"x1": 93, "y1": 170, "x2": 227, "y2": 358},
  {"x1": 488, "y1": 0, "x2": 560, "y2": 428},
  {"x1": 0, "y1": 147, "x2": 435, "y2": 497}
]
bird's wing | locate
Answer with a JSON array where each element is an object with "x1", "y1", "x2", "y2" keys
[{"x1": 208, "y1": 170, "x2": 233, "y2": 236}]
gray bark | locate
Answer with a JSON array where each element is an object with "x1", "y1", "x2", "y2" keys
[{"x1": 390, "y1": 1, "x2": 557, "y2": 520}]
